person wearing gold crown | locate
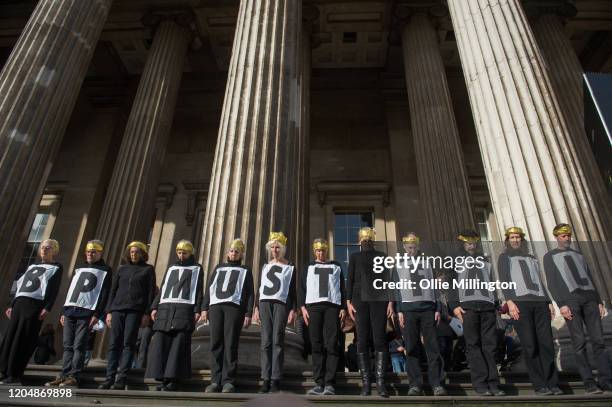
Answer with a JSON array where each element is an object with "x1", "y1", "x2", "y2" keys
[
  {"x1": 394, "y1": 233, "x2": 447, "y2": 396},
  {"x1": 447, "y1": 230, "x2": 504, "y2": 396},
  {"x1": 0, "y1": 239, "x2": 63, "y2": 385},
  {"x1": 299, "y1": 238, "x2": 346, "y2": 396},
  {"x1": 201, "y1": 238, "x2": 254, "y2": 394},
  {"x1": 44, "y1": 240, "x2": 112, "y2": 388},
  {"x1": 346, "y1": 227, "x2": 394, "y2": 398},
  {"x1": 99, "y1": 241, "x2": 156, "y2": 390},
  {"x1": 543, "y1": 224, "x2": 612, "y2": 393},
  {"x1": 145, "y1": 240, "x2": 203, "y2": 391},
  {"x1": 498, "y1": 227, "x2": 562, "y2": 396},
  {"x1": 252, "y1": 231, "x2": 297, "y2": 393}
]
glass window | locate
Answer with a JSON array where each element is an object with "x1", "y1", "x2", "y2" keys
[
  {"x1": 18, "y1": 213, "x2": 50, "y2": 277},
  {"x1": 333, "y1": 211, "x2": 373, "y2": 277}
]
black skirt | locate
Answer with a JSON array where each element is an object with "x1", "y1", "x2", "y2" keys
[{"x1": 145, "y1": 330, "x2": 192, "y2": 380}]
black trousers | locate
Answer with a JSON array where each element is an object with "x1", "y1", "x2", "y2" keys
[
  {"x1": 146, "y1": 330, "x2": 192, "y2": 380},
  {"x1": 307, "y1": 303, "x2": 340, "y2": 386},
  {"x1": 105, "y1": 310, "x2": 142, "y2": 381},
  {"x1": 209, "y1": 304, "x2": 244, "y2": 385},
  {"x1": 0, "y1": 301, "x2": 42, "y2": 379},
  {"x1": 513, "y1": 301, "x2": 559, "y2": 390},
  {"x1": 400, "y1": 310, "x2": 443, "y2": 387},
  {"x1": 565, "y1": 300, "x2": 612, "y2": 386},
  {"x1": 438, "y1": 336, "x2": 453, "y2": 371},
  {"x1": 354, "y1": 299, "x2": 387, "y2": 353},
  {"x1": 463, "y1": 309, "x2": 499, "y2": 391}
]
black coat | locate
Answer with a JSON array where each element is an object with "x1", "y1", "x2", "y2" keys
[
  {"x1": 151, "y1": 257, "x2": 204, "y2": 332},
  {"x1": 106, "y1": 261, "x2": 156, "y2": 314}
]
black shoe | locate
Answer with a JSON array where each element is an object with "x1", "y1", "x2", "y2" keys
[
  {"x1": 258, "y1": 380, "x2": 271, "y2": 394},
  {"x1": 550, "y1": 386, "x2": 564, "y2": 395},
  {"x1": 204, "y1": 382, "x2": 221, "y2": 393},
  {"x1": 407, "y1": 386, "x2": 423, "y2": 396},
  {"x1": 221, "y1": 383, "x2": 235, "y2": 393},
  {"x1": 489, "y1": 386, "x2": 506, "y2": 396},
  {"x1": 357, "y1": 353, "x2": 371, "y2": 396},
  {"x1": 475, "y1": 388, "x2": 492, "y2": 396},
  {"x1": 585, "y1": 382, "x2": 603, "y2": 394},
  {"x1": 270, "y1": 380, "x2": 281, "y2": 393},
  {"x1": 535, "y1": 388, "x2": 553, "y2": 396},
  {"x1": 600, "y1": 382, "x2": 612, "y2": 392},
  {"x1": 162, "y1": 381, "x2": 177, "y2": 391},
  {"x1": 433, "y1": 386, "x2": 448, "y2": 396},
  {"x1": 307, "y1": 385, "x2": 325, "y2": 395},
  {"x1": 0, "y1": 377, "x2": 21, "y2": 385},
  {"x1": 98, "y1": 379, "x2": 114, "y2": 390},
  {"x1": 111, "y1": 380, "x2": 126, "y2": 390},
  {"x1": 374, "y1": 352, "x2": 389, "y2": 398}
]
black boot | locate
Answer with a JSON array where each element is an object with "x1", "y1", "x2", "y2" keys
[
  {"x1": 375, "y1": 352, "x2": 389, "y2": 398},
  {"x1": 357, "y1": 353, "x2": 371, "y2": 396}
]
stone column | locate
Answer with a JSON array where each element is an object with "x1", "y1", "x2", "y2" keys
[
  {"x1": 447, "y1": 0, "x2": 611, "y2": 301},
  {"x1": 0, "y1": 0, "x2": 112, "y2": 299},
  {"x1": 198, "y1": 0, "x2": 301, "y2": 285},
  {"x1": 531, "y1": 6, "x2": 612, "y2": 237},
  {"x1": 95, "y1": 14, "x2": 192, "y2": 268},
  {"x1": 400, "y1": 9, "x2": 475, "y2": 242}
]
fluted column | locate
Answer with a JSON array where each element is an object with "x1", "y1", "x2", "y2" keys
[
  {"x1": 95, "y1": 16, "x2": 191, "y2": 268},
  {"x1": 198, "y1": 0, "x2": 301, "y2": 285},
  {"x1": 0, "y1": 0, "x2": 112, "y2": 300},
  {"x1": 533, "y1": 11, "x2": 612, "y2": 238},
  {"x1": 447, "y1": 0, "x2": 611, "y2": 301},
  {"x1": 401, "y1": 11, "x2": 475, "y2": 242}
]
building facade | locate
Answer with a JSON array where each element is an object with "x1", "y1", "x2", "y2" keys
[{"x1": 0, "y1": 0, "x2": 611, "y2": 361}]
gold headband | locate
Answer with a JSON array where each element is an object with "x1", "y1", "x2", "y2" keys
[
  {"x1": 553, "y1": 225, "x2": 572, "y2": 236},
  {"x1": 86, "y1": 242, "x2": 104, "y2": 252},
  {"x1": 358, "y1": 227, "x2": 376, "y2": 242},
  {"x1": 176, "y1": 240, "x2": 193, "y2": 254},
  {"x1": 458, "y1": 234, "x2": 480, "y2": 243},
  {"x1": 268, "y1": 232, "x2": 287, "y2": 246},
  {"x1": 505, "y1": 226, "x2": 525, "y2": 237},
  {"x1": 312, "y1": 240, "x2": 329, "y2": 253},
  {"x1": 127, "y1": 241, "x2": 148, "y2": 254},
  {"x1": 402, "y1": 235, "x2": 420, "y2": 244},
  {"x1": 230, "y1": 238, "x2": 245, "y2": 253}
]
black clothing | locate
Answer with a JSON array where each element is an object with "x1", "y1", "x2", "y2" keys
[
  {"x1": 106, "y1": 310, "x2": 142, "y2": 382},
  {"x1": 202, "y1": 260, "x2": 255, "y2": 317},
  {"x1": 0, "y1": 261, "x2": 63, "y2": 379},
  {"x1": 543, "y1": 247, "x2": 602, "y2": 307},
  {"x1": 347, "y1": 249, "x2": 389, "y2": 302},
  {"x1": 106, "y1": 261, "x2": 156, "y2": 314},
  {"x1": 34, "y1": 332, "x2": 56, "y2": 364},
  {"x1": 209, "y1": 304, "x2": 244, "y2": 385},
  {"x1": 64, "y1": 260, "x2": 112, "y2": 319},
  {"x1": 400, "y1": 310, "x2": 444, "y2": 387},
  {"x1": 307, "y1": 303, "x2": 341, "y2": 386},
  {"x1": 498, "y1": 250, "x2": 551, "y2": 303},
  {"x1": 463, "y1": 309, "x2": 499, "y2": 391},
  {"x1": 355, "y1": 300, "x2": 387, "y2": 353},
  {"x1": 447, "y1": 251, "x2": 498, "y2": 312}
]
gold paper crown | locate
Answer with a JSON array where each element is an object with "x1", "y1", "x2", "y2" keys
[
  {"x1": 505, "y1": 226, "x2": 525, "y2": 237},
  {"x1": 312, "y1": 240, "x2": 329, "y2": 253},
  {"x1": 402, "y1": 234, "x2": 420, "y2": 244},
  {"x1": 358, "y1": 227, "x2": 376, "y2": 242},
  {"x1": 176, "y1": 240, "x2": 194, "y2": 254},
  {"x1": 458, "y1": 234, "x2": 480, "y2": 243},
  {"x1": 230, "y1": 238, "x2": 245, "y2": 253},
  {"x1": 127, "y1": 241, "x2": 148, "y2": 254},
  {"x1": 268, "y1": 231, "x2": 287, "y2": 246},
  {"x1": 553, "y1": 224, "x2": 572, "y2": 236},
  {"x1": 86, "y1": 241, "x2": 104, "y2": 252}
]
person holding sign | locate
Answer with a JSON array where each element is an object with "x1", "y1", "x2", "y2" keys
[
  {"x1": 99, "y1": 241, "x2": 155, "y2": 390},
  {"x1": 253, "y1": 232, "x2": 297, "y2": 394},
  {"x1": 498, "y1": 227, "x2": 561, "y2": 396},
  {"x1": 346, "y1": 227, "x2": 394, "y2": 398},
  {"x1": 543, "y1": 224, "x2": 612, "y2": 394},
  {"x1": 201, "y1": 238, "x2": 254, "y2": 394},
  {"x1": 395, "y1": 233, "x2": 447, "y2": 396},
  {"x1": 45, "y1": 240, "x2": 111, "y2": 388},
  {"x1": 447, "y1": 230, "x2": 504, "y2": 396},
  {"x1": 0, "y1": 239, "x2": 63, "y2": 385},
  {"x1": 145, "y1": 240, "x2": 203, "y2": 391},
  {"x1": 299, "y1": 238, "x2": 346, "y2": 396}
]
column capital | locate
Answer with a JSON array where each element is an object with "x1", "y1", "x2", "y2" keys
[
  {"x1": 523, "y1": 0, "x2": 578, "y2": 19},
  {"x1": 390, "y1": 1, "x2": 448, "y2": 46},
  {"x1": 142, "y1": 9, "x2": 199, "y2": 48}
]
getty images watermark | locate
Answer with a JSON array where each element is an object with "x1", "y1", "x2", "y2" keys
[{"x1": 370, "y1": 253, "x2": 516, "y2": 291}]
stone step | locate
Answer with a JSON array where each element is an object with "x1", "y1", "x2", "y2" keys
[{"x1": 1, "y1": 387, "x2": 612, "y2": 407}]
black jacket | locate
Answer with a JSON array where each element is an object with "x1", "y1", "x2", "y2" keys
[
  {"x1": 447, "y1": 250, "x2": 498, "y2": 312},
  {"x1": 346, "y1": 248, "x2": 390, "y2": 302},
  {"x1": 106, "y1": 260, "x2": 156, "y2": 314},
  {"x1": 202, "y1": 260, "x2": 255, "y2": 317},
  {"x1": 64, "y1": 259, "x2": 112, "y2": 319},
  {"x1": 151, "y1": 257, "x2": 204, "y2": 332}
]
